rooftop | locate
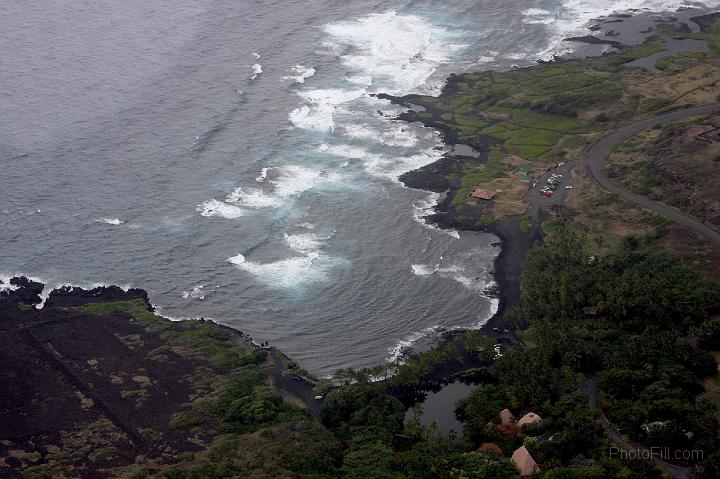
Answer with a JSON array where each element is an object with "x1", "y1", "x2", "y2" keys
[
  {"x1": 511, "y1": 446, "x2": 540, "y2": 476},
  {"x1": 470, "y1": 188, "x2": 496, "y2": 200}
]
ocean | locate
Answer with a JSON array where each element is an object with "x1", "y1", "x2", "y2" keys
[{"x1": 2, "y1": 0, "x2": 717, "y2": 376}]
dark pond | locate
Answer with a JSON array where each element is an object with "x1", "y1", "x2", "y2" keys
[{"x1": 405, "y1": 381, "x2": 477, "y2": 436}]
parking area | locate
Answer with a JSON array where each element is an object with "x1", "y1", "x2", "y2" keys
[{"x1": 526, "y1": 160, "x2": 579, "y2": 220}]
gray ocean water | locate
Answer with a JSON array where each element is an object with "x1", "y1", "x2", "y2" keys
[{"x1": 1, "y1": 0, "x2": 709, "y2": 375}]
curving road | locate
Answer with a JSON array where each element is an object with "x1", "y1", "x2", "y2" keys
[
  {"x1": 585, "y1": 103, "x2": 720, "y2": 247},
  {"x1": 582, "y1": 377, "x2": 693, "y2": 479}
]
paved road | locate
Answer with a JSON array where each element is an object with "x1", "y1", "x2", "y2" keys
[
  {"x1": 527, "y1": 104, "x2": 720, "y2": 248},
  {"x1": 582, "y1": 377, "x2": 693, "y2": 479},
  {"x1": 265, "y1": 348, "x2": 322, "y2": 420},
  {"x1": 586, "y1": 103, "x2": 720, "y2": 247}
]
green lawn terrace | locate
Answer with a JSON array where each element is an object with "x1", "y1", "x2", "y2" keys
[
  {"x1": 399, "y1": 22, "x2": 720, "y2": 163},
  {"x1": 410, "y1": 38, "x2": 685, "y2": 151},
  {"x1": 393, "y1": 21, "x2": 720, "y2": 221}
]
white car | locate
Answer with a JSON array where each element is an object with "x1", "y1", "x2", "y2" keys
[{"x1": 565, "y1": 185, "x2": 573, "y2": 189}]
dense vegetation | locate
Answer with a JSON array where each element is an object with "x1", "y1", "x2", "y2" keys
[
  {"x1": 313, "y1": 224, "x2": 720, "y2": 478},
  {"x1": 80, "y1": 301, "x2": 342, "y2": 479},
  {"x1": 10, "y1": 14, "x2": 720, "y2": 479},
  {"x1": 13, "y1": 223, "x2": 718, "y2": 479}
]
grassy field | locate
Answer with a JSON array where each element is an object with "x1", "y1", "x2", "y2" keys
[
  {"x1": 405, "y1": 18, "x2": 720, "y2": 236},
  {"x1": 604, "y1": 114, "x2": 720, "y2": 233}
]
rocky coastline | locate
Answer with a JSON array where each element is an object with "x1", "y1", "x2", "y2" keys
[{"x1": 381, "y1": 8, "x2": 719, "y2": 346}]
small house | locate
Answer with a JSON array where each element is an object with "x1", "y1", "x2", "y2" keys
[
  {"x1": 499, "y1": 409, "x2": 516, "y2": 425},
  {"x1": 518, "y1": 412, "x2": 542, "y2": 427},
  {"x1": 470, "y1": 188, "x2": 496, "y2": 201},
  {"x1": 511, "y1": 446, "x2": 540, "y2": 476},
  {"x1": 641, "y1": 420, "x2": 671, "y2": 434}
]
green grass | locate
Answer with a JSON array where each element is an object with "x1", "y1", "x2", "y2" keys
[
  {"x1": 523, "y1": 71, "x2": 600, "y2": 99},
  {"x1": 454, "y1": 114, "x2": 489, "y2": 129},
  {"x1": 476, "y1": 109, "x2": 584, "y2": 159},
  {"x1": 82, "y1": 300, "x2": 162, "y2": 329},
  {"x1": 517, "y1": 324, "x2": 539, "y2": 348},
  {"x1": 508, "y1": 144, "x2": 553, "y2": 159},
  {"x1": 169, "y1": 411, "x2": 205, "y2": 430},
  {"x1": 479, "y1": 214, "x2": 496, "y2": 224},
  {"x1": 492, "y1": 108, "x2": 586, "y2": 134},
  {"x1": 480, "y1": 123, "x2": 520, "y2": 140},
  {"x1": 520, "y1": 217, "x2": 533, "y2": 234},
  {"x1": 542, "y1": 218, "x2": 564, "y2": 234},
  {"x1": 452, "y1": 148, "x2": 508, "y2": 207},
  {"x1": 82, "y1": 299, "x2": 266, "y2": 368},
  {"x1": 598, "y1": 39, "x2": 667, "y2": 68},
  {"x1": 639, "y1": 97, "x2": 672, "y2": 112},
  {"x1": 505, "y1": 127, "x2": 562, "y2": 147}
]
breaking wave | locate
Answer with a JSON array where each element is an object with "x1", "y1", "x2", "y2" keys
[{"x1": 283, "y1": 64, "x2": 316, "y2": 84}]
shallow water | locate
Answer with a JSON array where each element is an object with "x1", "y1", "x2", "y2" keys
[
  {"x1": 625, "y1": 37, "x2": 710, "y2": 72},
  {"x1": 3, "y1": 0, "x2": 718, "y2": 375},
  {"x1": 405, "y1": 381, "x2": 476, "y2": 435}
]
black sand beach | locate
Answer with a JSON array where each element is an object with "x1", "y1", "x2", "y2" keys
[{"x1": 387, "y1": 8, "x2": 718, "y2": 348}]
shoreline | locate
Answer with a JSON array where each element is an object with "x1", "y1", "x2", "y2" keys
[
  {"x1": 386, "y1": 6, "x2": 717, "y2": 351},
  {"x1": 4, "y1": 7, "x2": 717, "y2": 381}
]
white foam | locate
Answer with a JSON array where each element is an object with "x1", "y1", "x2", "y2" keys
[
  {"x1": 228, "y1": 252, "x2": 335, "y2": 290},
  {"x1": 228, "y1": 222, "x2": 346, "y2": 290},
  {"x1": 256, "y1": 167, "x2": 268, "y2": 183},
  {"x1": 97, "y1": 218, "x2": 125, "y2": 225},
  {"x1": 323, "y1": 11, "x2": 467, "y2": 95},
  {"x1": 222, "y1": 165, "x2": 345, "y2": 212},
  {"x1": 341, "y1": 122, "x2": 420, "y2": 148},
  {"x1": 387, "y1": 325, "x2": 442, "y2": 363},
  {"x1": 250, "y1": 63, "x2": 262, "y2": 80},
  {"x1": 284, "y1": 231, "x2": 333, "y2": 254},
  {"x1": 196, "y1": 199, "x2": 246, "y2": 219},
  {"x1": 37, "y1": 280, "x2": 133, "y2": 309},
  {"x1": 410, "y1": 264, "x2": 435, "y2": 276},
  {"x1": 347, "y1": 75, "x2": 373, "y2": 86},
  {"x1": 524, "y1": 7, "x2": 553, "y2": 16},
  {"x1": 289, "y1": 88, "x2": 366, "y2": 132},
  {"x1": 320, "y1": 142, "x2": 446, "y2": 182},
  {"x1": 0, "y1": 277, "x2": 19, "y2": 292},
  {"x1": 391, "y1": 254, "x2": 500, "y2": 356},
  {"x1": 536, "y1": 0, "x2": 720, "y2": 60},
  {"x1": 340, "y1": 123, "x2": 376, "y2": 140},
  {"x1": 181, "y1": 284, "x2": 210, "y2": 300},
  {"x1": 283, "y1": 64, "x2": 316, "y2": 84},
  {"x1": 226, "y1": 188, "x2": 281, "y2": 208},
  {"x1": 410, "y1": 192, "x2": 460, "y2": 238},
  {"x1": 252, "y1": 52, "x2": 261, "y2": 59},
  {"x1": 475, "y1": 55, "x2": 499, "y2": 64},
  {"x1": 410, "y1": 259, "x2": 495, "y2": 295}
]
